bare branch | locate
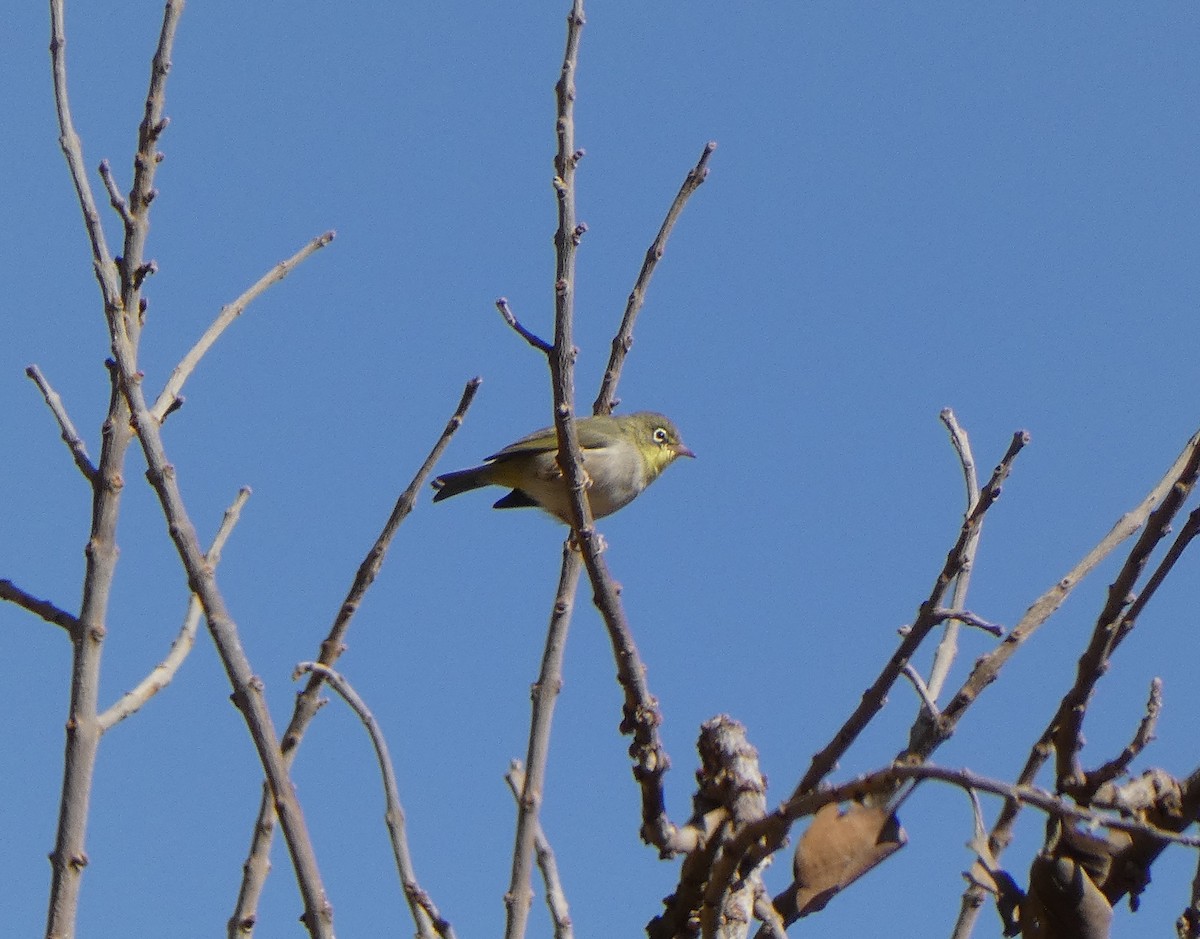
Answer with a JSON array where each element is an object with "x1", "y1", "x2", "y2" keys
[
  {"x1": 110, "y1": 306, "x2": 334, "y2": 936},
  {"x1": 592, "y1": 140, "x2": 716, "y2": 416},
  {"x1": 151, "y1": 230, "x2": 336, "y2": 421},
  {"x1": 1055, "y1": 440, "x2": 1200, "y2": 798},
  {"x1": 506, "y1": 764, "x2": 574, "y2": 939},
  {"x1": 25, "y1": 364, "x2": 97, "y2": 482},
  {"x1": 1083, "y1": 678, "x2": 1164, "y2": 795},
  {"x1": 98, "y1": 488, "x2": 250, "y2": 732},
  {"x1": 496, "y1": 297, "x2": 553, "y2": 353},
  {"x1": 295, "y1": 663, "x2": 447, "y2": 939},
  {"x1": 901, "y1": 608, "x2": 1002, "y2": 639},
  {"x1": 922, "y1": 426, "x2": 1200, "y2": 763},
  {"x1": 231, "y1": 377, "x2": 480, "y2": 932},
  {"x1": 48, "y1": 0, "x2": 121, "y2": 308},
  {"x1": 117, "y1": 0, "x2": 183, "y2": 333},
  {"x1": 937, "y1": 428, "x2": 1200, "y2": 939},
  {"x1": 927, "y1": 408, "x2": 984, "y2": 700},
  {"x1": 43, "y1": 0, "x2": 171, "y2": 930},
  {"x1": 504, "y1": 6, "x2": 590, "y2": 939},
  {"x1": 0, "y1": 579, "x2": 79, "y2": 634},
  {"x1": 98, "y1": 159, "x2": 133, "y2": 226},
  {"x1": 506, "y1": 547, "x2": 582, "y2": 937},
  {"x1": 800, "y1": 431, "x2": 1028, "y2": 794},
  {"x1": 901, "y1": 664, "x2": 938, "y2": 718}
]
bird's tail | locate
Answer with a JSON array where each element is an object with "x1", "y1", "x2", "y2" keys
[{"x1": 431, "y1": 466, "x2": 489, "y2": 502}]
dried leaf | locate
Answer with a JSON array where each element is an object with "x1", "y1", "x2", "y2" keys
[{"x1": 786, "y1": 801, "x2": 906, "y2": 917}]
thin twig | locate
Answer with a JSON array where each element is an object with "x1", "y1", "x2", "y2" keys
[
  {"x1": 702, "y1": 434, "x2": 1029, "y2": 920},
  {"x1": 901, "y1": 664, "x2": 939, "y2": 718},
  {"x1": 98, "y1": 159, "x2": 133, "y2": 225},
  {"x1": 1083, "y1": 678, "x2": 1163, "y2": 793},
  {"x1": 592, "y1": 140, "x2": 716, "y2": 416},
  {"x1": 295, "y1": 663, "x2": 447, "y2": 939},
  {"x1": 506, "y1": 764, "x2": 574, "y2": 939},
  {"x1": 505, "y1": 547, "x2": 582, "y2": 938},
  {"x1": 921, "y1": 426, "x2": 1200, "y2": 761},
  {"x1": 496, "y1": 297, "x2": 553, "y2": 353},
  {"x1": 0, "y1": 579, "x2": 79, "y2": 634},
  {"x1": 26, "y1": 364, "x2": 97, "y2": 481},
  {"x1": 151, "y1": 231, "x2": 336, "y2": 421},
  {"x1": 802, "y1": 431, "x2": 1028, "y2": 794},
  {"x1": 1054, "y1": 441, "x2": 1200, "y2": 797},
  {"x1": 98, "y1": 488, "x2": 250, "y2": 732},
  {"x1": 230, "y1": 378, "x2": 479, "y2": 934},
  {"x1": 926, "y1": 409, "x2": 983, "y2": 700},
  {"x1": 48, "y1": 0, "x2": 121, "y2": 307},
  {"x1": 118, "y1": 0, "x2": 182, "y2": 333},
  {"x1": 902, "y1": 608, "x2": 1002, "y2": 638}
]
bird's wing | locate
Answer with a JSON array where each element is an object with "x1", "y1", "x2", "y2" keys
[
  {"x1": 486, "y1": 420, "x2": 615, "y2": 462},
  {"x1": 485, "y1": 425, "x2": 558, "y2": 462}
]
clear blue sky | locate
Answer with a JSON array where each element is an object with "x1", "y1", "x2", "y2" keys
[{"x1": 5, "y1": 3, "x2": 1200, "y2": 937}]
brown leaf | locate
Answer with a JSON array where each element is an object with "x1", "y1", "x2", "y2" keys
[
  {"x1": 786, "y1": 801, "x2": 906, "y2": 917},
  {"x1": 1023, "y1": 853, "x2": 1113, "y2": 939}
]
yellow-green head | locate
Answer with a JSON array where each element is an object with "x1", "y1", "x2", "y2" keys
[{"x1": 432, "y1": 411, "x2": 694, "y2": 523}]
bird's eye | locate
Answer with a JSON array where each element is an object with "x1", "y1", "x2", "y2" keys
[{"x1": 653, "y1": 427, "x2": 668, "y2": 444}]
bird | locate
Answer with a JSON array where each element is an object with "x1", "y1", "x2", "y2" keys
[{"x1": 431, "y1": 411, "x2": 694, "y2": 523}]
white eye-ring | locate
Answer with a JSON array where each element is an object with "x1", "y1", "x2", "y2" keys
[{"x1": 653, "y1": 427, "x2": 668, "y2": 443}]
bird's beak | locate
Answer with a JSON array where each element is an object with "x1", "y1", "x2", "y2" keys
[{"x1": 673, "y1": 443, "x2": 696, "y2": 459}]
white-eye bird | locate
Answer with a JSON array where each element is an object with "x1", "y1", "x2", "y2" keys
[{"x1": 431, "y1": 411, "x2": 694, "y2": 523}]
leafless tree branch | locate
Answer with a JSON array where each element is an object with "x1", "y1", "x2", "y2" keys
[
  {"x1": 496, "y1": 297, "x2": 553, "y2": 353},
  {"x1": 295, "y1": 663, "x2": 448, "y2": 939},
  {"x1": 1055, "y1": 432, "x2": 1200, "y2": 799},
  {"x1": 505, "y1": 547, "x2": 582, "y2": 938},
  {"x1": 946, "y1": 427, "x2": 1200, "y2": 936},
  {"x1": 507, "y1": 764, "x2": 574, "y2": 939},
  {"x1": 231, "y1": 377, "x2": 480, "y2": 934},
  {"x1": 25, "y1": 364, "x2": 97, "y2": 482},
  {"x1": 43, "y1": 1, "x2": 181, "y2": 933},
  {"x1": 0, "y1": 579, "x2": 79, "y2": 634},
  {"x1": 592, "y1": 140, "x2": 716, "y2": 416},
  {"x1": 800, "y1": 430, "x2": 1028, "y2": 795},
  {"x1": 98, "y1": 487, "x2": 250, "y2": 732},
  {"x1": 151, "y1": 231, "x2": 336, "y2": 421}
]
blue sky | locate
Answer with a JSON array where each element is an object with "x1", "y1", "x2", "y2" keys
[{"x1": 5, "y1": 3, "x2": 1200, "y2": 937}]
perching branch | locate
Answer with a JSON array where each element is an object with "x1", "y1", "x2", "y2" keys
[
  {"x1": 151, "y1": 231, "x2": 336, "y2": 421},
  {"x1": 294, "y1": 663, "x2": 447, "y2": 939},
  {"x1": 25, "y1": 364, "x2": 97, "y2": 482},
  {"x1": 97, "y1": 487, "x2": 251, "y2": 732}
]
